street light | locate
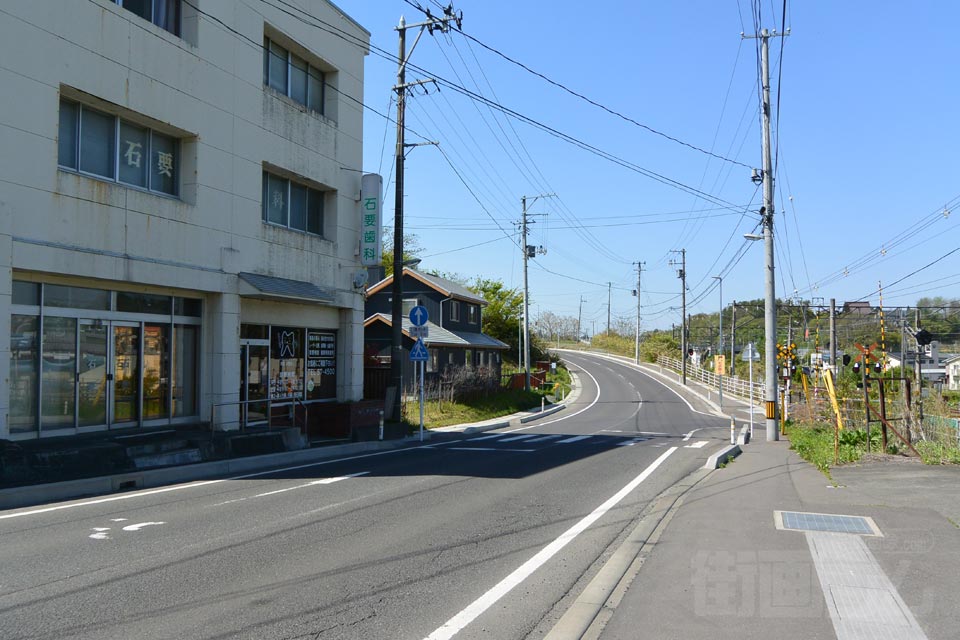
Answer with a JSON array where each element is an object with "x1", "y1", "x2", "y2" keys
[{"x1": 712, "y1": 275, "x2": 723, "y2": 410}]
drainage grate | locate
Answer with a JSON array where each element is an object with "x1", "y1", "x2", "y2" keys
[{"x1": 775, "y1": 511, "x2": 882, "y2": 536}]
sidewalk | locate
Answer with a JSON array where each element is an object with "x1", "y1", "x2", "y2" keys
[{"x1": 589, "y1": 438, "x2": 960, "y2": 640}]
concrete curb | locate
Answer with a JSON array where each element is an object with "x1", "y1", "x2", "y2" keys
[
  {"x1": 0, "y1": 436, "x2": 424, "y2": 511},
  {"x1": 545, "y1": 467, "x2": 712, "y2": 639},
  {"x1": 461, "y1": 421, "x2": 511, "y2": 435},
  {"x1": 520, "y1": 404, "x2": 565, "y2": 423},
  {"x1": 737, "y1": 424, "x2": 751, "y2": 446},
  {"x1": 704, "y1": 444, "x2": 742, "y2": 470}
]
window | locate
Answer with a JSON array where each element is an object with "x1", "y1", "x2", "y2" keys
[
  {"x1": 116, "y1": 0, "x2": 180, "y2": 36},
  {"x1": 468, "y1": 304, "x2": 478, "y2": 325},
  {"x1": 465, "y1": 349, "x2": 473, "y2": 368},
  {"x1": 59, "y1": 99, "x2": 179, "y2": 197},
  {"x1": 261, "y1": 171, "x2": 325, "y2": 235},
  {"x1": 402, "y1": 298, "x2": 419, "y2": 316},
  {"x1": 263, "y1": 36, "x2": 325, "y2": 114},
  {"x1": 450, "y1": 301, "x2": 460, "y2": 322}
]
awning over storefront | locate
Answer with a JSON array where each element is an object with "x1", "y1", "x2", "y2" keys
[{"x1": 238, "y1": 272, "x2": 335, "y2": 304}]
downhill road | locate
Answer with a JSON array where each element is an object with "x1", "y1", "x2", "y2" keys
[{"x1": 0, "y1": 352, "x2": 729, "y2": 640}]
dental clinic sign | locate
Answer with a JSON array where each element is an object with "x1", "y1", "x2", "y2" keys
[{"x1": 360, "y1": 174, "x2": 383, "y2": 266}]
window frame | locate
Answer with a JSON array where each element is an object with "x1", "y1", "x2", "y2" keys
[
  {"x1": 467, "y1": 304, "x2": 478, "y2": 325},
  {"x1": 261, "y1": 170, "x2": 326, "y2": 237},
  {"x1": 116, "y1": 0, "x2": 181, "y2": 37},
  {"x1": 450, "y1": 301, "x2": 461, "y2": 322},
  {"x1": 58, "y1": 98, "x2": 180, "y2": 198},
  {"x1": 263, "y1": 36, "x2": 326, "y2": 115}
]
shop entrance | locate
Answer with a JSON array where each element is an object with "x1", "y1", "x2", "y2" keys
[
  {"x1": 75, "y1": 321, "x2": 141, "y2": 429},
  {"x1": 239, "y1": 341, "x2": 270, "y2": 427}
]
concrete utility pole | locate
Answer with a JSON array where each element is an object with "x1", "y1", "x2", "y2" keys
[
  {"x1": 744, "y1": 26, "x2": 787, "y2": 441},
  {"x1": 577, "y1": 295, "x2": 585, "y2": 342},
  {"x1": 670, "y1": 249, "x2": 687, "y2": 385},
  {"x1": 520, "y1": 194, "x2": 551, "y2": 391},
  {"x1": 634, "y1": 262, "x2": 645, "y2": 364},
  {"x1": 389, "y1": 7, "x2": 461, "y2": 421},
  {"x1": 730, "y1": 299, "x2": 736, "y2": 376},
  {"x1": 713, "y1": 275, "x2": 723, "y2": 410},
  {"x1": 606, "y1": 282, "x2": 612, "y2": 335}
]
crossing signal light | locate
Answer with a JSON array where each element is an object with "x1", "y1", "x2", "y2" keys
[
  {"x1": 853, "y1": 361, "x2": 861, "y2": 373},
  {"x1": 842, "y1": 354, "x2": 851, "y2": 366}
]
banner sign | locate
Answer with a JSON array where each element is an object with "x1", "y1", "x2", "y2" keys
[{"x1": 360, "y1": 174, "x2": 382, "y2": 266}]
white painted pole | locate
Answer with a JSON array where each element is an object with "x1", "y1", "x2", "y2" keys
[{"x1": 419, "y1": 359, "x2": 425, "y2": 441}]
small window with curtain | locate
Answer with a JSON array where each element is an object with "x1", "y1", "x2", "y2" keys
[
  {"x1": 116, "y1": 0, "x2": 181, "y2": 37},
  {"x1": 261, "y1": 170, "x2": 326, "y2": 236},
  {"x1": 263, "y1": 36, "x2": 326, "y2": 115}
]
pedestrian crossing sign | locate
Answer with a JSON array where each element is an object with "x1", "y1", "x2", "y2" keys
[{"x1": 410, "y1": 338, "x2": 429, "y2": 362}]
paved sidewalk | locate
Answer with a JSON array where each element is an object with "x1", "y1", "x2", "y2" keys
[{"x1": 591, "y1": 439, "x2": 960, "y2": 640}]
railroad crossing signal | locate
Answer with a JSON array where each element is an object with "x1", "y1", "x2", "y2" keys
[{"x1": 776, "y1": 342, "x2": 798, "y2": 378}]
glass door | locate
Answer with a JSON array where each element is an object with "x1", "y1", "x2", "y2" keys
[
  {"x1": 77, "y1": 321, "x2": 108, "y2": 427},
  {"x1": 240, "y1": 342, "x2": 269, "y2": 427},
  {"x1": 111, "y1": 323, "x2": 140, "y2": 426}
]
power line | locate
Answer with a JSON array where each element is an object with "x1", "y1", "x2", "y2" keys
[{"x1": 450, "y1": 27, "x2": 752, "y2": 169}]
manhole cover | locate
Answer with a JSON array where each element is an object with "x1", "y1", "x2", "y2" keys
[{"x1": 774, "y1": 511, "x2": 882, "y2": 536}]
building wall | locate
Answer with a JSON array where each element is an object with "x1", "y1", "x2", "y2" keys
[{"x1": 0, "y1": 1, "x2": 369, "y2": 437}]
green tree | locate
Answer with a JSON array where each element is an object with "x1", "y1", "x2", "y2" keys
[
  {"x1": 470, "y1": 277, "x2": 546, "y2": 363},
  {"x1": 381, "y1": 230, "x2": 422, "y2": 276},
  {"x1": 639, "y1": 331, "x2": 680, "y2": 363}
]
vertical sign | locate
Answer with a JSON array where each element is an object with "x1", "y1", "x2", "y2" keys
[{"x1": 360, "y1": 174, "x2": 382, "y2": 266}]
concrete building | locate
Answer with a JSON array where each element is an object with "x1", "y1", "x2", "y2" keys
[{"x1": 1, "y1": 0, "x2": 372, "y2": 440}]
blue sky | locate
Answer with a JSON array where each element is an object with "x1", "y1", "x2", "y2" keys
[{"x1": 337, "y1": 0, "x2": 960, "y2": 332}]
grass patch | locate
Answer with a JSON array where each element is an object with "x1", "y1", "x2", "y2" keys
[
  {"x1": 915, "y1": 440, "x2": 960, "y2": 465},
  {"x1": 415, "y1": 388, "x2": 545, "y2": 429},
  {"x1": 788, "y1": 421, "x2": 878, "y2": 474}
]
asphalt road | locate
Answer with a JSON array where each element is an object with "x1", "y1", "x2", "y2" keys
[{"x1": 0, "y1": 352, "x2": 730, "y2": 640}]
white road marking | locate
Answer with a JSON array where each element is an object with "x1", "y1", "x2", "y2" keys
[
  {"x1": 470, "y1": 433, "x2": 510, "y2": 441},
  {"x1": 498, "y1": 434, "x2": 538, "y2": 443},
  {"x1": 423, "y1": 447, "x2": 678, "y2": 640},
  {"x1": 121, "y1": 521, "x2": 165, "y2": 532},
  {"x1": 616, "y1": 438, "x2": 648, "y2": 447},
  {"x1": 110, "y1": 518, "x2": 128, "y2": 522},
  {"x1": 447, "y1": 447, "x2": 535, "y2": 453},
  {"x1": 89, "y1": 527, "x2": 111, "y2": 540},
  {"x1": 684, "y1": 441, "x2": 708, "y2": 449},
  {"x1": 682, "y1": 429, "x2": 700, "y2": 441},
  {"x1": 564, "y1": 351, "x2": 718, "y2": 418},
  {"x1": 556, "y1": 435, "x2": 591, "y2": 444},
  {"x1": 496, "y1": 364, "x2": 604, "y2": 435},
  {"x1": 521, "y1": 435, "x2": 563, "y2": 443},
  {"x1": 252, "y1": 472, "x2": 369, "y2": 498},
  {"x1": 0, "y1": 446, "x2": 438, "y2": 520}
]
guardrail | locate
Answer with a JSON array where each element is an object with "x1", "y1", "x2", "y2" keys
[{"x1": 656, "y1": 355, "x2": 765, "y2": 407}]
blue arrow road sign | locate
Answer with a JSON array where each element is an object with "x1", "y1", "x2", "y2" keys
[
  {"x1": 409, "y1": 305, "x2": 428, "y2": 326},
  {"x1": 410, "y1": 338, "x2": 429, "y2": 362}
]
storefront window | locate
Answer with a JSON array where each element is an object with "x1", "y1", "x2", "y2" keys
[
  {"x1": 306, "y1": 330, "x2": 336, "y2": 400},
  {"x1": 143, "y1": 324, "x2": 170, "y2": 420},
  {"x1": 269, "y1": 326, "x2": 304, "y2": 400},
  {"x1": 44, "y1": 284, "x2": 110, "y2": 310},
  {"x1": 173, "y1": 324, "x2": 198, "y2": 417},
  {"x1": 10, "y1": 315, "x2": 39, "y2": 433},
  {"x1": 78, "y1": 323, "x2": 108, "y2": 426},
  {"x1": 12, "y1": 281, "x2": 40, "y2": 306},
  {"x1": 118, "y1": 292, "x2": 172, "y2": 315},
  {"x1": 41, "y1": 316, "x2": 77, "y2": 429}
]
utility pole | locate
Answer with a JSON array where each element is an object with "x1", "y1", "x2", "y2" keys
[
  {"x1": 388, "y1": 7, "x2": 461, "y2": 422},
  {"x1": 744, "y1": 26, "x2": 787, "y2": 441},
  {"x1": 713, "y1": 275, "x2": 723, "y2": 409},
  {"x1": 915, "y1": 308, "x2": 924, "y2": 426},
  {"x1": 606, "y1": 282, "x2": 612, "y2": 335},
  {"x1": 633, "y1": 262, "x2": 644, "y2": 364},
  {"x1": 577, "y1": 295, "x2": 585, "y2": 342},
  {"x1": 520, "y1": 194, "x2": 552, "y2": 391},
  {"x1": 670, "y1": 249, "x2": 687, "y2": 385},
  {"x1": 730, "y1": 299, "x2": 736, "y2": 376}
]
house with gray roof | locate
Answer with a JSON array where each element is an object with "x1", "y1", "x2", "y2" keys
[{"x1": 363, "y1": 268, "x2": 509, "y2": 394}]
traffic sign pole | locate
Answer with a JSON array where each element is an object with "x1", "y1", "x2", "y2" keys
[{"x1": 419, "y1": 360, "x2": 425, "y2": 442}]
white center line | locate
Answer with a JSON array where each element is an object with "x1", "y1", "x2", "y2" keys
[{"x1": 423, "y1": 447, "x2": 678, "y2": 640}]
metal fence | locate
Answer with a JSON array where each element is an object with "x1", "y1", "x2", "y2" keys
[{"x1": 655, "y1": 355, "x2": 765, "y2": 407}]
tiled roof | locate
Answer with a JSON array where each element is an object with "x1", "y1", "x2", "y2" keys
[{"x1": 238, "y1": 272, "x2": 335, "y2": 303}]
